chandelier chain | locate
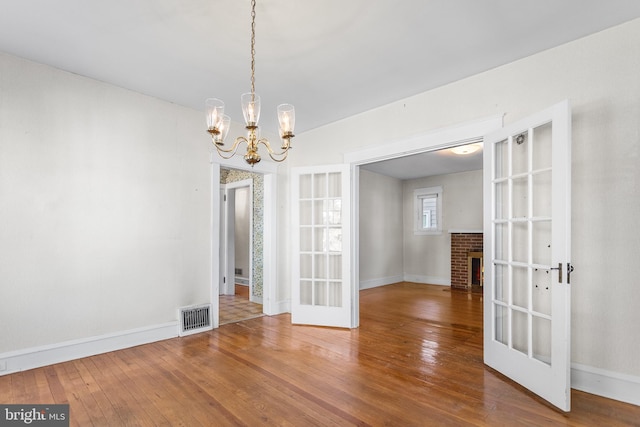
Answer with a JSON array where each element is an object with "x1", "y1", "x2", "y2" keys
[{"x1": 250, "y1": 0, "x2": 256, "y2": 102}]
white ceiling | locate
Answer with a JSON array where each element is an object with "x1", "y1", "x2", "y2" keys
[
  {"x1": 361, "y1": 144, "x2": 484, "y2": 181},
  {"x1": 2, "y1": 0, "x2": 640, "y2": 178}
]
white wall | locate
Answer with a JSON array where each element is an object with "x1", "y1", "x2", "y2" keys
[
  {"x1": 403, "y1": 170, "x2": 483, "y2": 285},
  {"x1": 2, "y1": 13, "x2": 639, "y2": 403},
  {"x1": 294, "y1": 18, "x2": 640, "y2": 383},
  {"x1": 358, "y1": 169, "x2": 403, "y2": 288},
  {"x1": 0, "y1": 52, "x2": 212, "y2": 354}
]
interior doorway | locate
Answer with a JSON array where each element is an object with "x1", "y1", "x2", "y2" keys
[
  {"x1": 345, "y1": 116, "x2": 503, "y2": 327},
  {"x1": 219, "y1": 168, "x2": 264, "y2": 325},
  {"x1": 357, "y1": 144, "x2": 484, "y2": 290}
]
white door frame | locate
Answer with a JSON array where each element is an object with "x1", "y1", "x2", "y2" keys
[
  {"x1": 220, "y1": 179, "x2": 254, "y2": 298},
  {"x1": 343, "y1": 116, "x2": 504, "y2": 324},
  {"x1": 210, "y1": 154, "x2": 280, "y2": 329}
]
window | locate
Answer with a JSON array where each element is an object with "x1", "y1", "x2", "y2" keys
[{"x1": 414, "y1": 186, "x2": 442, "y2": 234}]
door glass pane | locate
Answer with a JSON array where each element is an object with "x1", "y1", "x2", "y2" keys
[
  {"x1": 313, "y1": 200, "x2": 325, "y2": 225},
  {"x1": 512, "y1": 177, "x2": 528, "y2": 219},
  {"x1": 299, "y1": 174, "x2": 312, "y2": 198},
  {"x1": 328, "y1": 172, "x2": 341, "y2": 197},
  {"x1": 533, "y1": 171, "x2": 552, "y2": 218},
  {"x1": 325, "y1": 199, "x2": 342, "y2": 225},
  {"x1": 300, "y1": 254, "x2": 312, "y2": 278},
  {"x1": 313, "y1": 227, "x2": 325, "y2": 251},
  {"x1": 532, "y1": 221, "x2": 551, "y2": 266},
  {"x1": 532, "y1": 316, "x2": 552, "y2": 366},
  {"x1": 533, "y1": 268, "x2": 552, "y2": 316},
  {"x1": 512, "y1": 266, "x2": 529, "y2": 309},
  {"x1": 300, "y1": 281, "x2": 313, "y2": 305},
  {"x1": 495, "y1": 181, "x2": 509, "y2": 220},
  {"x1": 329, "y1": 254, "x2": 342, "y2": 280},
  {"x1": 300, "y1": 227, "x2": 312, "y2": 252},
  {"x1": 328, "y1": 282, "x2": 342, "y2": 307},
  {"x1": 512, "y1": 222, "x2": 528, "y2": 263},
  {"x1": 315, "y1": 254, "x2": 326, "y2": 279},
  {"x1": 494, "y1": 304, "x2": 508, "y2": 345},
  {"x1": 327, "y1": 228, "x2": 342, "y2": 252},
  {"x1": 300, "y1": 201, "x2": 312, "y2": 225},
  {"x1": 532, "y1": 122, "x2": 552, "y2": 171},
  {"x1": 512, "y1": 132, "x2": 529, "y2": 175},
  {"x1": 495, "y1": 223, "x2": 508, "y2": 262},
  {"x1": 512, "y1": 310, "x2": 529, "y2": 355},
  {"x1": 494, "y1": 264, "x2": 509, "y2": 303},
  {"x1": 314, "y1": 173, "x2": 326, "y2": 198},
  {"x1": 494, "y1": 139, "x2": 509, "y2": 179},
  {"x1": 315, "y1": 281, "x2": 327, "y2": 306}
]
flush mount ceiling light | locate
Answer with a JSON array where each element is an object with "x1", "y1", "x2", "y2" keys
[
  {"x1": 205, "y1": 0, "x2": 295, "y2": 166},
  {"x1": 450, "y1": 143, "x2": 481, "y2": 155}
]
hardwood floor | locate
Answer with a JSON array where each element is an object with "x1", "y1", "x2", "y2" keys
[{"x1": 1, "y1": 282, "x2": 638, "y2": 426}]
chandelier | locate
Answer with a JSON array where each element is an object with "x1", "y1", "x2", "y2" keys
[{"x1": 206, "y1": 0, "x2": 295, "y2": 165}]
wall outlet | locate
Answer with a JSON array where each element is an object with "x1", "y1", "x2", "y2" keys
[{"x1": 0, "y1": 360, "x2": 7, "y2": 371}]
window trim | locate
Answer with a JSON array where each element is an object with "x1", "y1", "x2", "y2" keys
[{"x1": 414, "y1": 186, "x2": 442, "y2": 235}]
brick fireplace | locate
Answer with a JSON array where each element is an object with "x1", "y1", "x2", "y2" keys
[{"x1": 450, "y1": 232, "x2": 483, "y2": 291}]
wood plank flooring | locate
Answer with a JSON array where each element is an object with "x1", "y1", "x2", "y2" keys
[{"x1": 1, "y1": 282, "x2": 639, "y2": 426}]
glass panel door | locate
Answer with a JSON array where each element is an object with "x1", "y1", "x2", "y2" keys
[
  {"x1": 292, "y1": 164, "x2": 352, "y2": 328},
  {"x1": 484, "y1": 101, "x2": 572, "y2": 411}
]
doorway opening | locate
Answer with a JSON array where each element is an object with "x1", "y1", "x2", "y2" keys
[
  {"x1": 346, "y1": 115, "x2": 503, "y2": 327},
  {"x1": 219, "y1": 168, "x2": 264, "y2": 325},
  {"x1": 357, "y1": 145, "x2": 484, "y2": 291}
]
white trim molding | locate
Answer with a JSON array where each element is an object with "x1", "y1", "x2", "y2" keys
[
  {"x1": 403, "y1": 274, "x2": 450, "y2": 286},
  {"x1": 0, "y1": 322, "x2": 178, "y2": 376},
  {"x1": 572, "y1": 363, "x2": 640, "y2": 407},
  {"x1": 344, "y1": 114, "x2": 503, "y2": 166},
  {"x1": 359, "y1": 275, "x2": 404, "y2": 290}
]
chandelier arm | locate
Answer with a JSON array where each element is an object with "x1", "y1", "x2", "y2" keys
[
  {"x1": 213, "y1": 136, "x2": 249, "y2": 159},
  {"x1": 257, "y1": 138, "x2": 290, "y2": 162},
  {"x1": 267, "y1": 152, "x2": 289, "y2": 162}
]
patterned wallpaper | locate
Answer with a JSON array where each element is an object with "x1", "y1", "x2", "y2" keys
[{"x1": 220, "y1": 168, "x2": 264, "y2": 298}]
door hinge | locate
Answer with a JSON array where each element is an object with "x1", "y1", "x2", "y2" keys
[
  {"x1": 223, "y1": 276, "x2": 226, "y2": 283},
  {"x1": 224, "y1": 194, "x2": 227, "y2": 202}
]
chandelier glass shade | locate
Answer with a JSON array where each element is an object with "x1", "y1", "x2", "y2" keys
[{"x1": 206, "y1": 0, "x2": 295, "y2": 165}]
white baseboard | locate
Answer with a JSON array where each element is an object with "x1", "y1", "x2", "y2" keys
[
  {"x1": 359, "y1": 275, "x2": 404, "y2": 290},
  {"x1": 250, "y1": 295, "x2": 264, "y2": 304},
  {"x1": 402, "y1": 274, "x2": 450, "y2": 286},
  {"x1": 572, "y1": 363, "x2": 640, "y2": 407},
  {"x1": 264, "y1": 299, "x2": 290, "y2": 316},
  {"x1": 0, "y1": 322, "x2": 178, "y2": 376}
]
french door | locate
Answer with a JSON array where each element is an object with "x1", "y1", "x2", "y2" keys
[
  {"x1": 291, "y1": 164, "x2": 354, "y2": 328},
  {"x1": 483, "y1": 100, "x2": 572, "y2": 411}
]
